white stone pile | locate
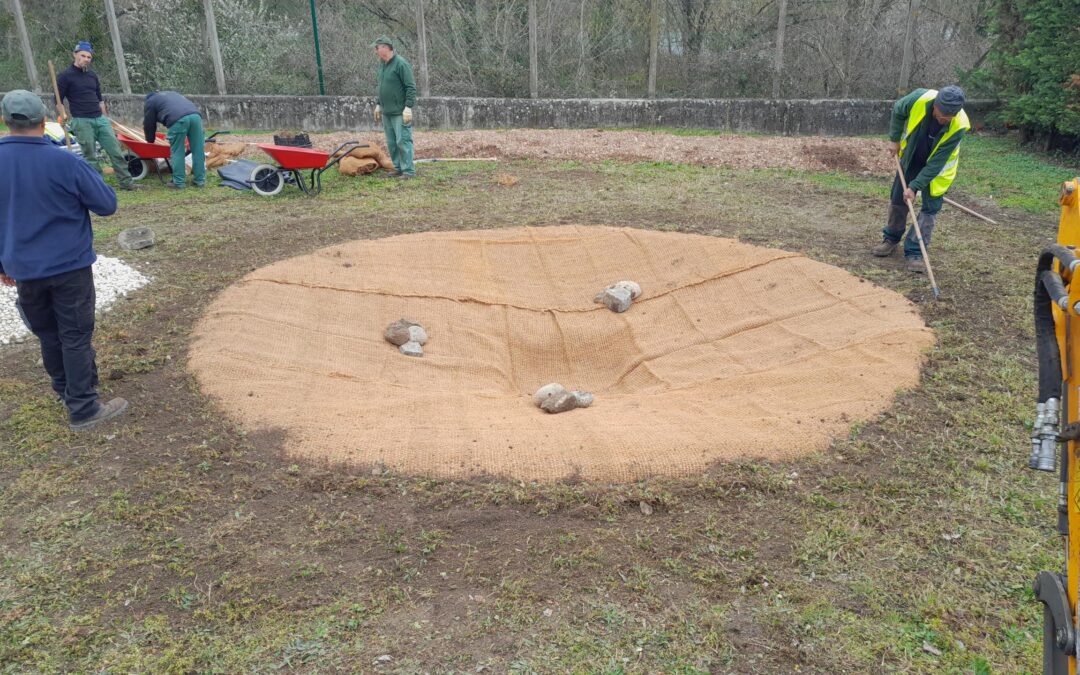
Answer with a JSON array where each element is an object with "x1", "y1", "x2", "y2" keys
[{"x1": 0, "y1": 256, "x2": 151, "y2": 347}]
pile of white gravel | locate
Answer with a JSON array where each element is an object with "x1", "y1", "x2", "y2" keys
[{"x1": 0, "y1": 256, "x2": 150, "y2": 347}]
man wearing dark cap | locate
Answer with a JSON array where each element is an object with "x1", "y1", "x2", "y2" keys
[
  {"x1": 872, "y1": 85, "x2": 969, "y2": 273},
  {"x1": 372, "y1": 36, "x2": 417, "y2": 179},
  {"x1": 55, "y1": 40, "x2": 139, "y2": 191},
  {"x1": 0, "y1": 90, "x2": 129, "y2": 431}
]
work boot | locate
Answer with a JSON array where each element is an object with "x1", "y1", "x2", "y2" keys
[
  {"x1": 382, "y1": 170, "x2": 402, "y2": 178},
  {"x1": 165, "y1": 183, "x2": 184, "y2": 190},
  {"x1": 905, "y1": 257, "x2": 926, "y2": 274},
  {"x1": 872, "y1": 239, "x2": 899, "y2": 257},
  {"x1": 118, "y1": 183, "x2": 144, "y2": 191},
  {"x1": 69, "y1": 397, "x2": 129, "y2": 432}
]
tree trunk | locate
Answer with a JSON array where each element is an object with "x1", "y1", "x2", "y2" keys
[
  {"x1": 647, "y1": 0, "x2": 659, "y2": 98},
  {"x1": 771, "y1": 0, "x2": 787, "y2": 98},
  {"x1": 203, "y1": 0, "x2": 227, "y2": 95},
  {"x1": 9, "y1": 0, "x2": 39, "y2": 92},
  {"x1": 415, "y1": 0, "x2": 431, "y2": 97},
  {"x1": 103, "y1": 0, "x2": 131, "y2": 94},
  {"x1": 898, "y1": 0, "x2": 921, "y2": 95},
  {"x1": 528, "y1": 0, "x2": 538, "y2": 98}
]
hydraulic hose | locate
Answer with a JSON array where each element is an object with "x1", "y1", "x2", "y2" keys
[{"x1": 1034, "y1": 247, "x2": 1073, "y2": 404}]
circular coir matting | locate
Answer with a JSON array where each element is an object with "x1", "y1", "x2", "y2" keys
[{"x1": 189, "y1": 226, "x2": 933, "y2": 482}]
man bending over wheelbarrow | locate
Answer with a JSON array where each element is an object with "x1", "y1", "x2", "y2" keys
[{"x1": 143, "y1": 91, "x2": 206, "y2": 190}]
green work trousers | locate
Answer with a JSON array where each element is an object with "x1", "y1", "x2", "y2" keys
[
  {"x1": 69, "y1": 116, "x2": 132, "y2": 187},
  {"x1": 166, "y1": 113, "x2": 206, "y2": 188},
  {"x1": 382, "y1": 114, "x2": 415, "y2": 176}
]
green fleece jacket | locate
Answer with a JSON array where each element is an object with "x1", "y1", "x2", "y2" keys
[
  {"x1": 376, "y1": 54, "x2": 417, "y2": 116},
  {"x1": 889, "y1": 88, "x2": 966, "y2": 194}
]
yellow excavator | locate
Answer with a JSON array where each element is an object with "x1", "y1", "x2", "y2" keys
[{"x1": 1034, "y1": 176, "x2": 1080, "y2": 673}]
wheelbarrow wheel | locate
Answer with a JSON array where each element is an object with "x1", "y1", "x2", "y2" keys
[
  {"x1": 125, "y1": 154, "x2": 149, "y2": 181},
  {"x1": 249, "y1": 164, "x2": 284, "y2": 197}
]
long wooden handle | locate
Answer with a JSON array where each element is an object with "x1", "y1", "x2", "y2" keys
[
  {"x1": 47, "y1": 60, "x2": 74, "y2": 151},
  {"x1": 895, "y1": 156, "x2": 941, "y2": 299},
  {"x1": 943, "y1": 196, "x2": 998, "y2": 225}
]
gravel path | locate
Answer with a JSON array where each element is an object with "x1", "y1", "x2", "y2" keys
[{"x1": 0, "y1": 256, "x2": 150, "y2": 347}]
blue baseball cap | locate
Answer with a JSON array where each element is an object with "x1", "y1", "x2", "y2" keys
[{"x1": 74, "y1": 41, "x2": 93, "y2": 54}]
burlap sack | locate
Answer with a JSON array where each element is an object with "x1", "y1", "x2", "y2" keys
[
  {"x1": 205, "y1": 141, "x2": 247, "y2": 169},
  {"x1": 338, "y1": 155, "x2": 380, "y2": 176},
  {"x1": 332, "y1": 144, "x2": 394, "y2": 171}
]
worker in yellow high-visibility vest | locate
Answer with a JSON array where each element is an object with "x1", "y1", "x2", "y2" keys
[{"x1": 872, "y1": 85, "x2": 969, "y2": 273}]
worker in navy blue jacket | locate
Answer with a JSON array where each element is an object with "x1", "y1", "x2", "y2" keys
[
  {"x1": 0, "y1": 90, "x2": 128, "y2": 431},
  {"x1": 143, "y1": 91, "x2": 205, "y2": 189}
]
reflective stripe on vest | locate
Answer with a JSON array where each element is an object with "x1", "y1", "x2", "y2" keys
[{"x1": 898, "y1": 89, "x2": 970, "y2": 197}]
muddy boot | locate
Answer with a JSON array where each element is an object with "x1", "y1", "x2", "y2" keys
[
  {"x1": 872, "y1": 239, "x2": 899, "y2": 257},
  {"x1": 905, "y1": 257, "x2": 926, "y2": 274},
  {"x1": 69, "y1": 397, "x2": 129, "y2": 431},
  {"x1": 875, "y1": 204, "x2": 908, "y2": 256}
]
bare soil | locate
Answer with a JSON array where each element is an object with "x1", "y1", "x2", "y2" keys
[{"x1": 228, "y1": 129, "x2": 892, "y2": 174}]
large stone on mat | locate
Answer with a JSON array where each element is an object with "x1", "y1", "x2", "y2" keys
[
  {"x1": 572, "y1": 391, "x2": 594, "y2": 408},
  {"x1": 399, "y1": 341, "x2": 424, "y2": 357},
  {"x1": 541, "y1": 389, "x2": 580, "y2": 414},
  {"x1": 408, "y1": 324, "x2": 428, "y2": 345},
  {"x1": 533, "y1": 383, "x2": 566, "y2": 407},
  {"x1": 615, "y1": 280, "x2": 641, "y2": 300},
  {"x1": 385, "y1": 318, "x2": 420, "y2": 346},
  {"x1": 594, "y1": 284, "x2": 633, "y2": 313},
  {"x1": 118, "y1": 227, "x2": 155, "y2": 250}
]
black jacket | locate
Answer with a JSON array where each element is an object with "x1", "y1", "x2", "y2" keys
[{"x1": 143, "y1": 92, "x2": 201, "y2": 142}]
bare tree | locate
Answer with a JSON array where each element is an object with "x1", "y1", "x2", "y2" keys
[
  {"x1": 647, "y1": 0, "x2": 659, "y2": 97},
  {"x1": 528, "y1": 0, "x2": 538, "y2": 98},
  {"x1": 771, "y1": 0, "x2": 786, "y2": 98},
  {"x1": 415, "y1": 0, "x2": 430, "y2": 96}
]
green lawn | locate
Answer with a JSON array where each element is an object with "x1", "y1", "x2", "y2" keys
[{"x1": 0, "y1": 130, "x2": 1072, "y2": 672}]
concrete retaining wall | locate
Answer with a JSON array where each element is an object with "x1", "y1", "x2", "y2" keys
[{"x1": 27, "y1": 93, "x2": 998, "y2": 136}]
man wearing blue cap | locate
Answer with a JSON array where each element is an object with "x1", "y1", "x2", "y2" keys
[
  {"x1": 372, "y1": 36, "x2": 417, "y2": 179},
  {"x1": 872, "y1": 85, "x2": 969, "y2": 273},
  {"x1": 55, "y1": 41, "x2": 139, "y2": 191},
  {"x1": 0, "y1": 90, "x2": 129, "y2": 431}
]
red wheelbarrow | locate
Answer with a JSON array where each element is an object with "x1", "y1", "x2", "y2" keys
[
  {"x1": 249, "y1": 140, "x2": 362, "y2": 196},
  {"x1": 117, "y1": 130, "x2": 227, "y2": 183}
]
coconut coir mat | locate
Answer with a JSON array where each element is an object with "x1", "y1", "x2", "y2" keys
[{"x1": 189, "y1": 226, "x2": 933, "y2": 482}]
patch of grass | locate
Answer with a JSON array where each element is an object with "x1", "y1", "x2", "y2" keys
[{"x1": 956, "y1": 134, "x2": 1076, "y2": 214}]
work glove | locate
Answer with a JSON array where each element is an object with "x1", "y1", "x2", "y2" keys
[
  {"x1": 403, "y1": 106, "x2": 413, "y2": 125},
  {"x1": 374, "y1": 105, "x2": 382, "y2": 123}
]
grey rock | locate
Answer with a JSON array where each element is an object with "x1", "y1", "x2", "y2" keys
[
  {"x1": 615, "y1": 280, "x2": 642, "y2": 299},
  {"x1": 399, "y1": 341, "x2": 424, "y2": 357},
  {"x1": 408, "y1": 324, "x2": 428, "y2": 345},
  {"x1": 533, "y1": 382, "x2": 566, "y2": 407},
  {"x1": 571, "y1": 390, "x2": 594, "y2": 407},
  {"x1": 595, "y1": 285, "x2": 633, "y2": 313},
  {"x1": 117, "y1": 227, "x2": 155, "y2": 250},
  {"x1": 541, "y1": 389, "x2": 579, "y2": 414},
  {"x1": 384, "y1": 318, "x2": 419, "y2": 346}
]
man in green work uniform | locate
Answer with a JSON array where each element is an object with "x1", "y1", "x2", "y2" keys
[
  {"x1": 372, "y1": 36, "x2": 417, "y2": 179},
  {"x1": 55, "y1": 41, "x2": 138, "y2": 191},
  {"x1": 871, "y1": 85, "x2": 969, "y2": 273},
  {"x1": 143, "y1": 91, "x2": 205, "y2": 189}
]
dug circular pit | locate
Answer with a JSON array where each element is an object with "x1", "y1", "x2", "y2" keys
[{"x1": 189, "y1": 226, "x2": 933, "y2": 481}]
